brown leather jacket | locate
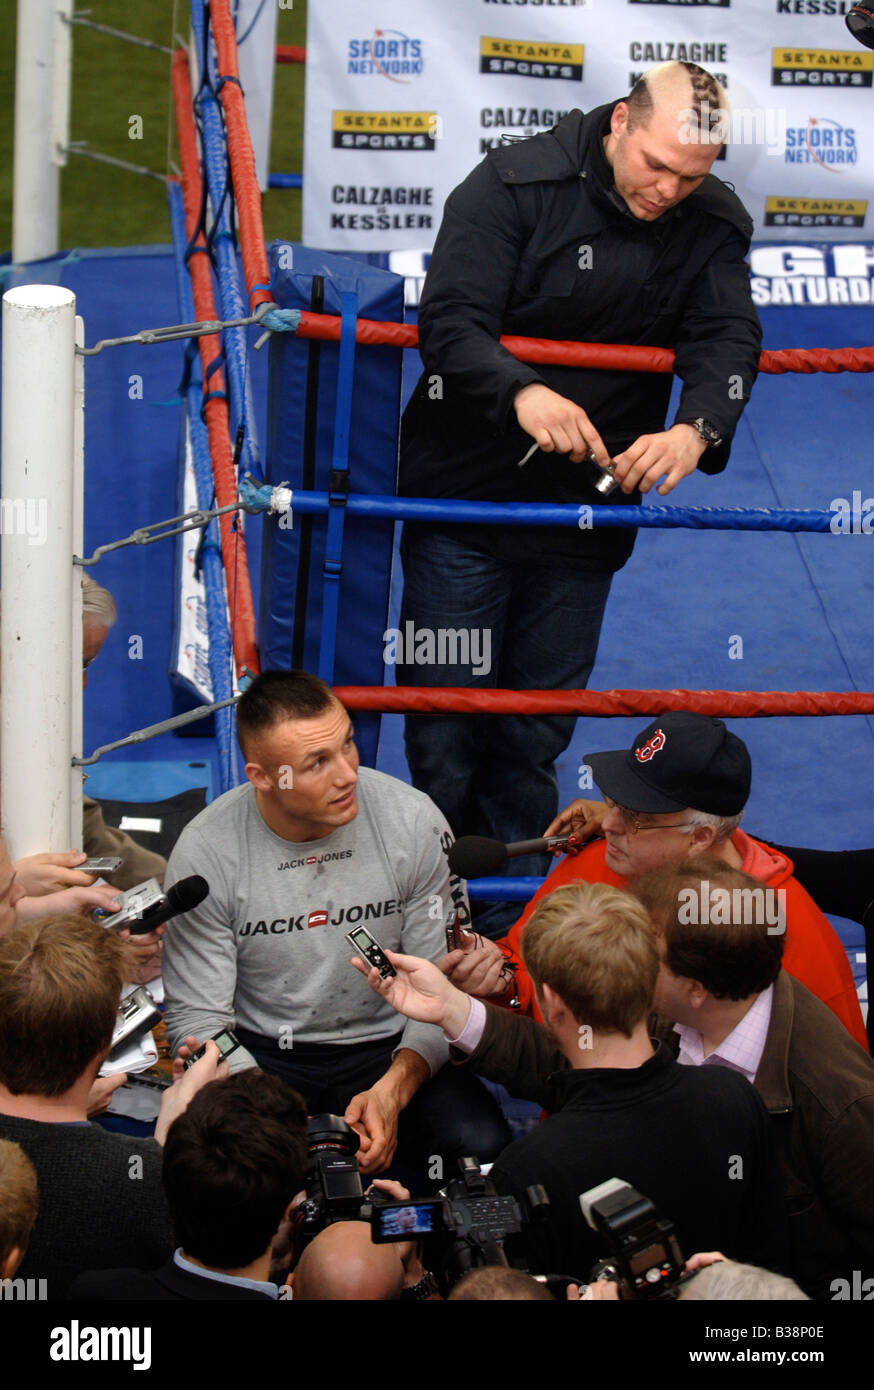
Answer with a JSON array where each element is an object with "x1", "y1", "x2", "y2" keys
[{"x1": 453, "y1": 971, "x2": 874, "y2": 1298}]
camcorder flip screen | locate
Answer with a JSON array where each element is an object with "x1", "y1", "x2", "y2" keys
[{"x1": 370, "y1": 1199, "x2": 445, "y2": 1242}]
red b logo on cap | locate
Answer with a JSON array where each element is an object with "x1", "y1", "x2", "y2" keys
[{"x1": 635, "y1": 729, "x2": 666, "y2": 763}]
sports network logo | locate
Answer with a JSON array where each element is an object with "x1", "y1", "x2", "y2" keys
[{"x1": 347, "y1": 31, "x2": 424, "y2": 82}]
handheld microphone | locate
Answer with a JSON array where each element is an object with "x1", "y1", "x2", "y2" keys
[
  {"x1": 96, "y1": 875, "x2": 209, "y2": 935},
  {"x1": 448, "y1": 834, "x2": 575, "y2": 879}
]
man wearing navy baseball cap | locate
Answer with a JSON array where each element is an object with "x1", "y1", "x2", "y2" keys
[{"x1": 443, "y1": 713, "x2": 867, "y2": 1050}]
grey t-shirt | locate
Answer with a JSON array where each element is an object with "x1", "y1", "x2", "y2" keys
[{"x1": 162, "y1": 767, "x2": 469, "y2": 1075}]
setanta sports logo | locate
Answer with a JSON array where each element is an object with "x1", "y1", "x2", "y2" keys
[
  {"x1": 332, "y1": 111, "x2": 438, "y2": 151},
  {"x1": 785, "y1": 118, "x2": 858, "y2": 169},
  {"x1": 771, "y1": 48, "x2": 874, "y2": 86},
  {"x1": 347, "y1": 31, "x2": 424, "y2": 82},
  {"x1": 764, "y1": 195, "x2": 867, "y2": 226},
  {"x1": 480, "y1": 37, "x2": 584, "y2": 80},
  {"x1": 635, "y1": 730, "x2": 666, "y2": 763}
]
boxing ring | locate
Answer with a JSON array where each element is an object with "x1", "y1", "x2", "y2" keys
[{"x1": 1, "y1": 0, "x2": 870, "y2": 1013}]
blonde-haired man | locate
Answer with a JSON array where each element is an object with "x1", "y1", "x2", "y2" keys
[{"x1": 352, "y1": 882, "x2": 788, "y2": 1281}]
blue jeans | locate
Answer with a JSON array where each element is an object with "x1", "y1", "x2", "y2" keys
[{"x1": 397, "y1": 525, "x2": 613, "y2": 934}]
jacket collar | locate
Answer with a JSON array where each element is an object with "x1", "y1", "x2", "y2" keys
[
  {"x1": 752, "y1": 971, "x2": 794, "y2": 1114},
  {"x1": 548, "y1": 1039, "x2": 678, "y2": 1107}
]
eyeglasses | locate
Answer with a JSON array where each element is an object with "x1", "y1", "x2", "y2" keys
[{"x1": 603, "y1": 796, "x2": 697, "y2": 837}]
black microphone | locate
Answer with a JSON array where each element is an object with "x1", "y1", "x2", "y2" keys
[
  {"x1": 448, "y1": 834, "x2": 575, "y2": 879},
  {"x1": 97, "y1": 875, "x2": 209, "y2": 935}
]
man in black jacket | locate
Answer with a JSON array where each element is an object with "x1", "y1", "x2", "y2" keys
[{"x1": 397, "y1": 62, "x2": 762, "y2": 931}]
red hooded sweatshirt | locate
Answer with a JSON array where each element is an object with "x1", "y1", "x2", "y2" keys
[{"x1": 494, "y1": 831, "x2": 868, "y2": 1052}]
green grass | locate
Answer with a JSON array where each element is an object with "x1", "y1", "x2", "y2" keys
[{"x1": 0, "y1": 0, "x2": 306, "y2": 254}]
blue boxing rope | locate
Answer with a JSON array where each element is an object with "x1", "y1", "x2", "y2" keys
[
  {"x1": 467, "y1": 877, "x2": 543, "y2": 901},
  {"x1": 190, "y1": 0, "x2": 263, "y2": 486},
  {"x1": 169, "y1": 180, "x2": 242, "y2": 793},
  {"x1": 235, "y1": 481, "x2": 848, "y2": 534}
]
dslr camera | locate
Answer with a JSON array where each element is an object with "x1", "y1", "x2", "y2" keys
[{"x1": 581, "y1": 1177, "x2": 690, "y2": 1300}]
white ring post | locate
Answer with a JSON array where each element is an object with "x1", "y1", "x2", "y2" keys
[
  {"x1": 12, "y1": 0, "x2": 73, "y2": 264},
  {"x1": 1, "y1": 285, "x2": 77, "y2": 860}
]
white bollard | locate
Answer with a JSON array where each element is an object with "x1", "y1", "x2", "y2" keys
[{"x1": 1, "y1": 285, "x2": 77, "y2": 860}]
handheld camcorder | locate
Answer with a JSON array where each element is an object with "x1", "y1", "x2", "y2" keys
[{"x1": 369, "y1": 1155, "x2": 550, "y2": 1296}]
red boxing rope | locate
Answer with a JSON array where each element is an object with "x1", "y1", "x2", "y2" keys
[
  {"x1": 293, "y1": 311, "x2": 874, "y2": 375},
  {"x1": 171, "y1": 49, "x2": 259, "y2": 678},
  {"x1": 209, "y1": 0, "x2": 274, "y2": 313},
  {"x1": 334, "y1": 687, "x2": 874, "y2": 717},
  {"x1": 276, "y1": 45, "x2": 306, "y2": 63}
]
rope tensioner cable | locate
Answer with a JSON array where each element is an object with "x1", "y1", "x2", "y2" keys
[
  {"x1": 63, "y1": 12, "x2": 174, "y2": 55},
  {"x1": 74, "y1": 499, "x2": 247, "y2": 568},
  {"x1": 74, "y1": 694, "x2": 241, "y2": 767},
  {"x1": 78, "y1": 306, "x2": 273, "y2": 356},
  {"x1": 59, "y1": 143, "x2": 170, "y2": 184}
]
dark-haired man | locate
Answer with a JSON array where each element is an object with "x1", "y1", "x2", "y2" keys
[
  {"x1": 634, "y1": 860, "x2": 874, "y2": 1300},
  {"x1": 397, "y1": 61, "x2": 762, "y2": 931},
  {"x1": 163, "y1": 670, "x2": 510, "y2": 1182},
  {"x1": 69, "y1": 1071, "x2": 309, "y2": 1300}
]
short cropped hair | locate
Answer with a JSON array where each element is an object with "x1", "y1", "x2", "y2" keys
[
  {"x1": 235, "y1": 669, "x2": 338, "y2": 755},
  {"x1": 633, "y1": 858, "x2": 785, "y2": 1000},
  {"x1": 520, "y1": 882, "x2": 658, "y2": 1036},
  {"x1": 0, "y1": 1140, "x2": 39, "y2": 1264},
  {"x1": 0, "y1": 917, "x2": 134, "y2": 1096},
  {"x1": 448, "y1": 1266, "x2": 554, "y2": 1301},
  {"x1": 162, "y1": 1071, "x2": 309, "y2": 1270}
]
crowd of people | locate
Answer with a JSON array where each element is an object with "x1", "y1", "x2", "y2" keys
[
  {"x1": 1, "y1": 61, "x2": 871, "y2": 1304},
  {"x1": 0, "y1": 659, "x2": 870, "y2": 1302}
]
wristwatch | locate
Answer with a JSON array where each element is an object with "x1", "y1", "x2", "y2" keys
[
  {"x1": 679, "y1": 417, "x2": 723, "y2": 449},
  {"x1": 400, "y1": 1269, "x2": 440, "y2": 1300}
]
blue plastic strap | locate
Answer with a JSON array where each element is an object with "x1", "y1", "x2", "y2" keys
[{"x1": 318, "y1": 290, "x2": 358, "y2": 684}]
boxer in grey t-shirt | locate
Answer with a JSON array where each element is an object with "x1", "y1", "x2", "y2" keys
[{"x1": 164, "y1": 670, "x2": 509, "y2": 1180}]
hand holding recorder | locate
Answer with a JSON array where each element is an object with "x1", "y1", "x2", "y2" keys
[{"x1": 350, "y1": 947, "x2": 473, "y2": 1040}]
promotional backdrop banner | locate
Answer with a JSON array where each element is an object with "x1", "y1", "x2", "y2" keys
[{"x1": 303, "y1": 0, "x2": 872, "y2": 250}]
